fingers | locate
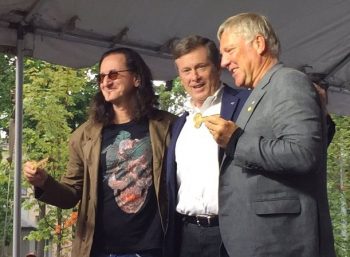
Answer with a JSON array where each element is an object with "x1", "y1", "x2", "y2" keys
[
  {"x1": 23, "y1": 161, "x2": 37, "y2": 176},
  {"x1": 204, "y1": 117, "x2": 238, "y2": 148},
  {"x1": 203, "y1": 114, "x2": 221, "y2": 123},
  {"x1": 204, "y1": 115, "x2": 232, "y2": 132},
  {"x1": 23, "y1": 161, "x2": 48, "y2": 188},
  {"x1": 194, "y1": 114, "x2": 220, "y2": 128}
]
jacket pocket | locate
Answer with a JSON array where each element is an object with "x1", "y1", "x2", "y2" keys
[{"x1": 253, "y1": 198, "x2": 301, "y2": 215}]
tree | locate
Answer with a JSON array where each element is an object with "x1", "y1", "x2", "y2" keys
[
  {"x1": 0, "y1": 161, "x2": 13, "y2": 257},
  {"x1": 0, "y1": 54, "x2": 15, "y2": 135},
  {"x1": 327, "y1": 115, "x2": 350, "y2": 257},
  {"x1": 155, "y1": 78, "x2": 186, "y2": 114},
  {"x1": 21, "y1": 58, "x2": 96, "y2": 257},
  {"x1": 0, "y1": 53, "x2": 15, "y2": 257}
]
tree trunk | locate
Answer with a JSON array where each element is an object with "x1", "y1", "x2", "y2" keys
[
  {"x1": 56, "y1": 208, "x2": 62, "y2": 257},
  {"x1": 36, "y1": 204, "x2": 46, "y2": 257}
]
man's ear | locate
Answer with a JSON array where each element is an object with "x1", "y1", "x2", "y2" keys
[
  {"x1": 253, "y1": 34, "x2": 266, "y2": 55},
  {"x1": 134, "y1": 77, "x2": 141, "y2": 87}
]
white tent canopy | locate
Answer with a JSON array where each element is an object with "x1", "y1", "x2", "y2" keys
[
  {"x1": 1, "y1": 1, "x2": 350, "y2": 256},
  {"x1": 1, "y1": 0, "x2": 350, "y2": 115}
]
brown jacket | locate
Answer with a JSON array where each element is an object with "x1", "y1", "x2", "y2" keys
[{"x1": 37, "y1": 110, "x2": 177, "y2": 257}]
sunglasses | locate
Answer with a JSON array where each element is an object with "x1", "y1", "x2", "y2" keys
[{"x1": 97, "y1": 69, "x2": 131, "y2": 84}]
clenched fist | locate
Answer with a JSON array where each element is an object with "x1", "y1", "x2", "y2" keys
[{"x1": 23, "y1": 158, "x2": 49, "y2": 188}]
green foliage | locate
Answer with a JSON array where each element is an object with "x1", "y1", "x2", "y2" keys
[
  {"x1": 66, "y1": 75, "x2": 97, "y2": 129},
  {"x1": 0, "y1": 54, "x2": 15, "y2": 136},
  {"x1": 0, "y1": 161, "x2": 13, "y2": 248},
  {"x1": 155, "y1": 77, "x2": 186, "y2": 114},
  {"x1": 24, "y1": 205, "x2": 73, "y2": 243},
  {"x1": 327, "y1": 115, "x2": 350, "y2": 256},
  {"x1": 21, "y1": 58, "x2": 95, "y2": 255},
  {"x1": 66, "y1": 64, "x2": 99, "y2": 130}
]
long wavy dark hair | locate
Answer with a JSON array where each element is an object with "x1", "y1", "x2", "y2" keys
[{"x1": 89, "y1": 47, "x2": 159, "y2": 125}]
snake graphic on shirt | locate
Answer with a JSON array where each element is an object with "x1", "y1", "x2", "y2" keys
[{"x1": 102, "y1": 130, "x2": 152, "y2": 213}]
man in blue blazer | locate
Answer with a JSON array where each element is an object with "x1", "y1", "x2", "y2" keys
[
  {"x1": 204, "y1": 13, "x2": 335, "y2": 257},
  {"x1": 164, "y1": 35, "x2": 249, "y2": 257}
]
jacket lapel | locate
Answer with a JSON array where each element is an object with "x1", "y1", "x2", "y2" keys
[
  {"x1": 172, "y1": 112, "x2": 188, "y2": 141},
  {"x1": 235, "y1": 89, "x2": 266, "y2": 129},
  {"x1": 221, "y1": 87, "x2": 239, "y2": 121},
  {"x1": 149, "y1": 113, "x2": 172, "y2": 197},
  {"x1": 219, "y1": 87, "x2": 241, "y2": 162},
  {"x1": 165, "y1": 112, "x2": 187, "y2": 200},
  {"x1": 236, "y1": 63, "x2": 283, "y2": 129},
  {"x1": 82, "y1": 121, "x2": 103, "y2": 207}
]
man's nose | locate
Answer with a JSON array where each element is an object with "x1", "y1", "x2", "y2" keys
[
  {"x1": 101, "y1": 76, "x2": 113, "y2": 86},
  {"x1": 221, "y1": 54, "x2": 230, "y2": 68},
  {"x1": 190, "y1": 69, "x2": 200, "y2": 81}
]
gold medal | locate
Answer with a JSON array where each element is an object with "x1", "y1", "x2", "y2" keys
[{"x1": 193, "y1": 113, "x2": 206, "y2": 128}]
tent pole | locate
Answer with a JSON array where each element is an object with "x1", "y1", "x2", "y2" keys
[{"x1": 13, "y1": 25, "x2": 24, "y2": 257}]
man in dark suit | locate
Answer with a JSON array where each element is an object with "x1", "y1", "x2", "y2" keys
[
  {"x1": 204, "y1": 13, "x2": 336, "y2": 257},
  {"x1": 164, "y1": 35, "x2": 249, "y2": 257}
]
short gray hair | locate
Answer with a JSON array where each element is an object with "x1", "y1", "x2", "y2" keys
[{"x1": 217, "y1": 13, "x2": 281, "y2": 57}]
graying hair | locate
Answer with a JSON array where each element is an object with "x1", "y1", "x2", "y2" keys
[{"x1": 217, "y1": 13, "x2": 281, "y2": 57}]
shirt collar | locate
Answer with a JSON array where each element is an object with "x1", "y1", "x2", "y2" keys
[{"x1": 183, "y1": 84, "x2": 223, "y2": 115}]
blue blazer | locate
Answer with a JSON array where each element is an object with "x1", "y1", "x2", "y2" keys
[{"x1": 163, "y1": 85, "x2": 250, "y2": 257}]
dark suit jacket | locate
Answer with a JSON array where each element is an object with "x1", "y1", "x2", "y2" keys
[
  {"x1": 326, "y1": 114, "x2": 336, "y2": 146},
  {"x1": 163, "y1": 85, "x2": 250, "y2": 257},
  {"x1": 219, "y1": 64, "x2": 336, "y2": 257}
]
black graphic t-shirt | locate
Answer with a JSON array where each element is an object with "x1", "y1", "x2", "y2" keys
[{"x1": 93, "y1": 119, "x2": 162, "y2": 254}]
